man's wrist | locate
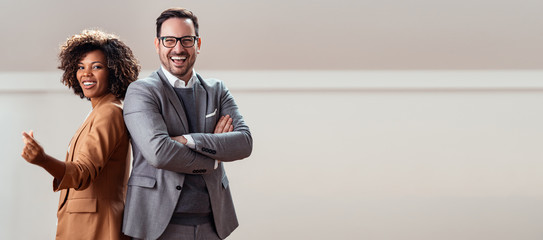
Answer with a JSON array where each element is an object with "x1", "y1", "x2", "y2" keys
[{"x1": 183, "y1": 135, "x2": 195, "y2": 149}]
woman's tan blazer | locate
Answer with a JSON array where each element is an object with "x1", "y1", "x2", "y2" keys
[{"x1": 54, "y1": 94, "x2": 130, "y2": 240}]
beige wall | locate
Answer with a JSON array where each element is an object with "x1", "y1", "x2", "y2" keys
[
  {"x1": 2, "y1": 0, "x2": 543, "y2": 239},
  {"x1": 2, "y1": 70, "x2": 543, "y2": 239},
  {"x1": 0, "y1": 0, "x2": 542, "y2": 71}
]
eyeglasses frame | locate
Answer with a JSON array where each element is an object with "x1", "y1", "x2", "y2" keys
[{"x1": 159, "y1": 36, "x2": 199, "y2": 48}]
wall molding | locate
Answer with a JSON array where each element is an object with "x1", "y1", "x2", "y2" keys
[{"x1": 2, "y1": 70, "x2": 543, "y2": 93}]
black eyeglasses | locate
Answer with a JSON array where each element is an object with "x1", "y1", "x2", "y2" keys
[{"x1": 159, "y1": 36, "x2": 199, "y2": 48}]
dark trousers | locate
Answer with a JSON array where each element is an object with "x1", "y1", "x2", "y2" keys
[{"x1": 132, "y1": 222, "x2": 221, "y2": 240}]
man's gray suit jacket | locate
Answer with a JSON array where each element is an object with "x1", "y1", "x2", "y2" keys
[{"x1": 122, "y1": 69, "x2": 253, "y2": 240}]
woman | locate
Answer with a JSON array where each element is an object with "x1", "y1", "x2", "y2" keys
[{"x1": 21, "y1": 29, "x2": 140, "y2": 240}]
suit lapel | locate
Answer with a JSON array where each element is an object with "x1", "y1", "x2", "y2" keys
[
  {"x1": 193, "y1": 75, "x2": 207, "y2": 133},
  {"x1": 66, "y1": 94, "x2": 117, "y2": 155},
  {"x1": 68, "y1": 106, "x2": 96, "y2": 162},
  {"x1": 58, "y1": 105, "x2": 93, "y2": 211},
  {"x1": 157, "y1": 69, "x2": 189, "y2": 133}
]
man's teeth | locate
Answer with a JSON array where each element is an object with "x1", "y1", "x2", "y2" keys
[{"x1": 171, "y1": 56, "x2": 187, "y2": 60}]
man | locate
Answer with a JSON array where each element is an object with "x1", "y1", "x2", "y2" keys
[{"x1": 122, "y1": 8, "x2": 253, "y2": 240}]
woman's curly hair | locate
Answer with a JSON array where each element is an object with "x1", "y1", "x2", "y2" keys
[{"x1": 58, "y1": 29, "x2": 140, "y2": 100}]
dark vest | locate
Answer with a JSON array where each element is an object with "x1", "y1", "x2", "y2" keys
[{"x1": 171, "y1": 87, "x2": 212, "y2": 225}]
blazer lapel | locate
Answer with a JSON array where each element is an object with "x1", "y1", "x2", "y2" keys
[
  {"x1": 193, "y1": 76, "x2": 207, "y2": 133},
  {"x1": 157, "y1": 69, "x2": 189, "y2": 133},
  {"x1": 58, "y1": 107, "x2": 92, "y2": 211},
  {"x1": 66, "y1": 94, "x2": 116, "y2": 156}
]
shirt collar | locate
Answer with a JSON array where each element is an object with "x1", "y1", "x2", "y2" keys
[{"x1": 161, "y1": 65, "x2": 197, "y2": 88}]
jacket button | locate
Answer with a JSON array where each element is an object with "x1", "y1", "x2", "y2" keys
[{"x1": 176, "y1": 186, "x2": 182, "y2": 190}]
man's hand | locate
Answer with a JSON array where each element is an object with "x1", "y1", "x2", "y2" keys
[
  {"x1": 171, "y1": 115, "x2": 234, "y2": 145},
  {"x1": 213, "y1": 115, "x2": 234, "y2": 165},
  {"x1": 171, "y1": 135, "x2": 188, "y2": 144},
  {"x1": 214, "y1": 115, "x2": 233, "y2": 133}
]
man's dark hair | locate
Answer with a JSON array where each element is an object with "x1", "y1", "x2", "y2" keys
[{"x1": 156, "y1": 8, "x2": 199, "y2": 37}]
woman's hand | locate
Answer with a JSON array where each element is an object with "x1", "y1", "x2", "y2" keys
[
  {"x1": 21, "y1": 130, "x2": 47, "y2": 166},
  {"x1": 21, "y1": 131, "x2": 65, "y2": 180}
]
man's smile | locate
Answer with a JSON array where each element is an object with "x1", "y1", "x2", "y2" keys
[{"x1": 170, "y1": 56, "x2": 187, "y2": 66}]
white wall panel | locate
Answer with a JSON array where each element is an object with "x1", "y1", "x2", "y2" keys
[{"x1": 2, "y1": 71, "x2": 543, "y2": 239}]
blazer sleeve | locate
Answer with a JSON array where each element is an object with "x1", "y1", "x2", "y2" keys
[
  {"x1": 123, "y1": 80, "x2": 216, "y2": 174},
  {"x1": 54, "y1": 104, "x2": 126, "y2": 191},
  {"x1": 189, "y1": 81, "x2": 253, "y2": 162}
]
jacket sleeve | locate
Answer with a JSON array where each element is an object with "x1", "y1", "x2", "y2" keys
[
  {"x1": 189, "y1": 81, "x2": 253, "y2": 162},
  {"x1": 123, "y1": 80, "x2": 216, "y2": 174},
  {"x1": 54, "y1": 104, "x2": 127, "y2": 191}
]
